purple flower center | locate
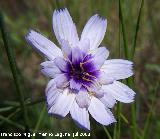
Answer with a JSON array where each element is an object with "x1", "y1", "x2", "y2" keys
[{"x1": 66, "y1": 53, "x2": 100, "y2": 88}]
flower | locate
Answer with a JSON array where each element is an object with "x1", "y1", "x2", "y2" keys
[{"x1": 25, "y1": 8, "x2": 135, "y2": 130}]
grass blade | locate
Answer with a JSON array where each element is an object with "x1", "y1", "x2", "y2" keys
[
  {"x1": 32, "y1": 106, "x2": 46, "y2": 139},
  {"x1": 0, "y1": 108, "x2": 20, "y2": 126},
  {"x1": 0, "y1": 97, "x2": 45, "y2": 113},
  {"x1": 0, "y1": 115, "x2": 25, "y2": 130},
  {"x1": 103, "y1": 126, "x2": 112, "y2": 139},
  {"x1": 0, "y1": 11, "x2": 29, "y2": 131},
  {"x1": 142, "y1": 82, "x2": 159, "y2": 139},
  {"x1": 131, "y1": 0, "x2": 144, "y2": 59},
  {"x1": 119, "y1": 0, "x2": 128, "y2": 59},
  {"x1": 119, "y1": 1, "x2": 138, "y2": 139}
]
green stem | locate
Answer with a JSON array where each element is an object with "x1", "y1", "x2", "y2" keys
[
  {"x1": 32, "y1": 106, "x2": 46, "y2": 139},
  {"x1": 0, "y1": 115, "x2": 25, "y2": 130},
  {"x1": 129, "y1": 78, "x2": 137, "y2": 139},
  {"x1": 142, "y1": 83, "x2": 159, "y2": 139},
  {"x1": 119, "y1": 0, "x2": 128, "y2": 59},
  {"x1": 0, "y1": 11, "x2": 29, "y2": 130},
  {"x1": 0, "y1": 97, "x2": 45, "y2": 113},
  {"x1": 117, "y1": 103, "x2": 122, "y2": 139},
  {"x1": 103, "y1": 126, "x2": 112, "y2": 139},
  {"x1": 116, "y1": 1, "x2": 122, "y2": 138},
  {"x1": 131, "y1": 0, "x2": 144, "y2": 59},
  {"x1": 119, "y1": 1, "x2": 138, "y2": 138},
  {"x1": 0, "y1": 108, "x2": 20, "y2": 125}
]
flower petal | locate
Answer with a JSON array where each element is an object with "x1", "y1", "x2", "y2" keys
[
  {"x1": 25, "y1": 30, "x2": 62, "y2": 60},
  {"x1": 99, "y1": 71, "x2": 114, "y2": 85},
  {"x1": 54, "y1": 73, "x2": 69, "y2": 88},
  {"x1": 91, "y1": 46, "x2": 109, "y2": 60},
  {"x1": 88, "y1": 97, "x2": 116, "y2": 125},
  {"x1": 71, "y1": 47, "x2": 83, "y2": 64},
  {"x1": 81, "y1": 15, "x2": 107, "y2": 49},
  {"x1": 48, "y1": 88, "x2": 75, "y2": 118},
  {"x1": 40, "y1": 61, "x2": 61, "y2": 78},
  {"x1": 83, "y1": 47, "x2": 108, "y2": 71},
  {"x1": 53, "y1": 8, "x2": 79, "y2": 46},
  {"x1": 79, "y1": 39, "x2": 90, "y2": 53},
  {"x1": 70, "y1": 100, "x2": 90, "y2": 130},
  {"x1": 54, "y1": 57, "x2": 68, "y2": 72},
  {"x1": 99, "y1": 92, "x2": 117, "y2": 108},
  {"x1": 70, "y1": 79, "x2": 82, "y2": 91},
  {"x1": 45, "y1": 79, "x2": 62, "y2": 110},
  {"x1": 101, "y1": 59, "x2": 133, "y2": 80},
  {"x1": 61, "y1": 39, "x2": 72, "y2": 59},
  {"x1": 75, "y1": 89, "x2": 91, "y2": 108},
  {"x1": 102, "y1": 81, "x2": 136, "y2": 103}
]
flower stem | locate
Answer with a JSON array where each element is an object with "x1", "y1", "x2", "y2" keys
[
  {"x1": 103, "y1": 126, "x2": 112, "y2": 139},
  {"x1": 131, "y1": 0, "x2": 144, "y2": 59},
  {"x1": 142, "y1": 82, "x2": 159, "y2": 139},
  {"x1": 32, "y1": 106, "x2": 46, "y2": 139},
  {"x1": 0, "y1": 97, "x2": 45, "y2": 113},
  {"x1": 0, "y1": 11, "x2": 29, "y2": 131},
  {"x1": 119, "y1": 0, "x2": 128, "y2": 59},
  {"x1": 0, "y1": 115, "x2": 25, "y2": 130}
]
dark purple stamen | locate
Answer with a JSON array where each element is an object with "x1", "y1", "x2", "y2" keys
[{"x1": 66, "y1": 53, "x2": 99, "y2": 88}]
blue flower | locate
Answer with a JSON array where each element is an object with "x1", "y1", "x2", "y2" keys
[{"x1": 25, "y1": 8, "x2": 135, "y2": 130}]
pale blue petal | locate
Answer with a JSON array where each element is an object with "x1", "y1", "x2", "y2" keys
[
  {"x1": 101, "y1": 59, "x2": 133, "y2": 80},
  {"x1": 45, "y1": 79, "x2": 62, "y2": 111},
  {"x1": 87, "y1": 47, "x2": 109, "y2": 70},
  {"x1": 25, "y1": 30, "x2": 62, "y2": 60},
  {"x1": 94, "y1": 89, "x2": 104, "y2": 98},
  {"x1": 81, "y1": 15, "x2": 107, "y2": 49},
  {"x1": 70, "y1": 100, "x2": 90, "y2": 130},
  {"x1": 79, "y1": 39, "x2": 90, "y2": 53},
  {"x1": 54, "y1": 73, "x2": 69, "y2": 88},
  {"x1": 75, "y1": 89, "x2": 91, "y2": 108},
  {"x1": 40, "y1": 61, "x2": 61, "y2": 78},
  {"x1": 71, "y1": 47, "x2": 83, "y2": 64},
  {"x1": 48, "y1": 88, "x2": 75, "y2": 117},
  {"x1": 99, "y1": 91, "x2": 117, "y2": 108},
  {"x1": 70, "y1": 79, "x2": 82, "y2": 90},
  {"x1": 54, "y1": 57, "x2": 68, "y2": 72},
  {"x1": 102, "y1": 81, "x2": 136, "y2": 103},
  {"x1": 88, "y1": 97, "x2": 116, "y2": 125},
  {"x1": 61, "y1": 39, "x2": 72, "y2": 59},
  {"x1": 99, "y1": 71, "x2": 114, "y2": 85},
  {"x1": 52, "y1": 8, "x2": 79, "y2": 46}
]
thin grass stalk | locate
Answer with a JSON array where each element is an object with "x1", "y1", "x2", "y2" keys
[
  {"x1": 117, "y1": 103, "x2": 122, "y2": 139},
  {"x1": 0, "y1": 108, "x2": 20, "y2": 126},
  {"x1": 103, "y1": 126, "x2": 112, "y2": 139},
  {"x1": 0, "y1": 115, "x2": 25, "y2": 130},
  {"x1": 130, "y1": 0, "x2": 144, "y2": 138},
  {"x1": 117, "y1": 1, "x2": 122, "y2": 138},
  {"x1": 119, "y1": 1, "x2": 138, "y2": 138},
  {"x1": 113, "y1": 120, "x2": 117, "y2": 139},
  {"x1": 142, "y1": 82, "x2": 159, "y2": 139},
  {"x1": 131, "y1": 0, "x2": 144, "y2": 59},
  {"x1": 0, "y1": 97, "x2": 45, "y2": 113},
  {"x1": 130, "y1": 79, "x2": 137, "y2": 139},
  {"x1": 119, "y1": 0, "x2": 128, "y2": 59},
  {"x1": 0, "y1": 11, "x2": 29, "y2": 130},
  {"x1": 32, "y1": 106, "x2": 46, "y2": 139},
  {"x1": 113, "y1": 1, "x2": 122, "y2": 138}
]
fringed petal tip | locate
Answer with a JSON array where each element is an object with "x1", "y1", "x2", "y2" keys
[
  {"x1": 54, "y1": 8, "x2": 68, "y2": 13},
  {"x1": 97, "y1": 14, "x2": 107, "y2": 22}
]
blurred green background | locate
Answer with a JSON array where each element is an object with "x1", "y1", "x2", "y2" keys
[{"x1": 0, "y1": 0, "x2": 160, "y2": 139}]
